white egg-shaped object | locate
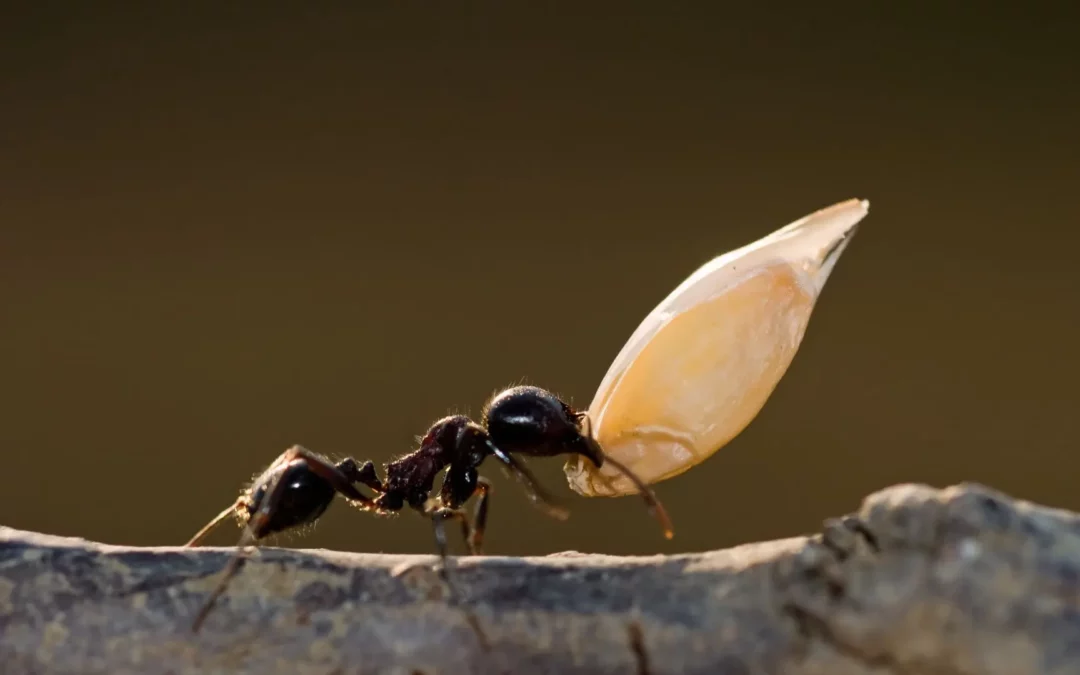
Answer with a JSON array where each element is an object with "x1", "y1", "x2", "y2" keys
[{"x1": 564, "y1": 198, "x2": 869, "y2": 497}]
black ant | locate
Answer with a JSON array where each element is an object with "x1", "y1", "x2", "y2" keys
[{"x1": 185, "y1": 385, "x2": 673, "y2": 631}]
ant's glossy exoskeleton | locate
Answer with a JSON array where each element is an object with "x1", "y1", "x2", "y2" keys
[{"x1": 185, "y1": 385, "x2": 673, "y2": 632}]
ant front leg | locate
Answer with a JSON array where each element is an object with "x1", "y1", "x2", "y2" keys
[
  {"x1": 409, "y1": 500, "x2": 471, "y2": 603},
  {"x1": 427, "y1": 478, "x2": 493, "y2": 557},
  {"x1": 438, "y1": 465, "x2": 494, "y2": 555},
  {"x1": 427, "y1": 506, "x2": 473, "y2": 559},
  {"x1": 484, "y1": 442, "x2": 569, "y2": 521}
]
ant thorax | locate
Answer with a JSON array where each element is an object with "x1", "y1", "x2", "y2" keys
[
  {"x1": 387, "y1": 417, "x2": 481, "y2": 487},
  {"x1": 384, "y1": 451, "x2": 441, "y2": 497}
]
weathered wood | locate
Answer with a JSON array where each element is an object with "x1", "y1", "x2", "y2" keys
[{"x1": 1, "y1": 482, "x2": 1078, "y2": 675}]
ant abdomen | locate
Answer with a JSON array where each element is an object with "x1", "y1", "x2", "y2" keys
[{"x1": 253, "y1": 463, "x2": 337, "y2": 538}]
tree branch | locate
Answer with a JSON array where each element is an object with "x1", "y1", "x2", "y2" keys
[{"x1": 1, "y1": 482, "x2": 1076, "y2": 674}]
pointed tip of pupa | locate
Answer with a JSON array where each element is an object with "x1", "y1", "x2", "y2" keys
[{"x1": 760, "y1": 197, "x2": 870, "y2": 295}]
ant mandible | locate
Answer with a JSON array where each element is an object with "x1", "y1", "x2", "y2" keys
[{"x1": 185, "y1": 385, "x2": 673, "y2": 631}]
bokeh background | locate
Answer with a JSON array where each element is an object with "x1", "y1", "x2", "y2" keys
[{"x1": 2, "y1": 5, "x2": 1077, "y2": 557}]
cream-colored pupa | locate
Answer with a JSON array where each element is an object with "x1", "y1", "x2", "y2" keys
[{"x1": 564, "y1": 198, "x2": 869, "y2": 496}]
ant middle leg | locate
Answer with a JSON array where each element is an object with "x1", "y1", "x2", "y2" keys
[{"x1": 467, "y1": 477, "x2": 492, "y2": 555}]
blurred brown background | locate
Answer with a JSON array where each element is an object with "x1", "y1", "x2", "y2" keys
[{"x1": 1, "y1": 5, "x2": 1076, "y2": 557}]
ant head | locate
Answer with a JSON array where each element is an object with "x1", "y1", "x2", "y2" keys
[
  {"x1": 244, "y1": 459, "x2": 337, "y2": 539},
  {"x1": 481, "y1": 385, "x2": 600, "y2": 463}
]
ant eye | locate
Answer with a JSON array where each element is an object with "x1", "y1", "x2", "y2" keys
[{"x1": 564, "y1": 198, "x2": 869, "y2": 497}]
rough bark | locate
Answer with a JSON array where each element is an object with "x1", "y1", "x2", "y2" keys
[{"x1": 1, "y1": 482, "x2": 1078, "y2": 675}]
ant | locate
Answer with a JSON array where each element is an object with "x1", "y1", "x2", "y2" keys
[{"x1": 185, "y1": 385, "x2": 673, "y2": 632}]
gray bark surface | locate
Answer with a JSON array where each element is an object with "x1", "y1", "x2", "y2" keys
[{"x1": 1, "y1": 482, "x2": 1077, "y2": 675}]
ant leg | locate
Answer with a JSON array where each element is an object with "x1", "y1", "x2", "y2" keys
[
  {"x1": 192, "y1": 445, "x2": 380, "y2": 632},
  {"x1": 408, "y1": 503, "x2": 493, "y2": 649},
  {"x1": 410, "y1": 503, "x2": 472, "y2": 603},
  {"x1": 578, "y1": 439, "x2": 675, "y2": 540},
  {"x1": 468, "y1": 478, "x2": 492, "y2": 555},
  {"x1": 425, "y1": 506, "x2": 474, "y2": 559},
  {"x1": 185, "y1": 500, "x2": 242, "y2": 547},
  {"x1": 431, "y1": 508, "x2": 451, "y2": 561},
  {"x1": 430, "y1": 487, "x2": 488, "y2": 556},
  {"x1": 484, "y1": 442, "x2": 570, "y2": 521},
  {"x1": 336, "y1": 457, "x2": 385, "y2": 493},
  {"x1": 191, "y1": 521, "x2": 260, "y2": 633},
  {"x1": 191, "y1": 453, "x2": 303, "y2": 633}
]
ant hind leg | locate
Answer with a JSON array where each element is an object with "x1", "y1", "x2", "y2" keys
[
  {"x1": 284, "y1": 446, "x2": 378, "y2": 508},
  {"x1": 185, "y1": 500, "x2": 242, "y2": 547},
  {"x1": 190, "y1": 459, "x2": 299, "y2": 633},
  {"x1": 468, "y1": 478, "x2": 492, "y2": 555}
]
